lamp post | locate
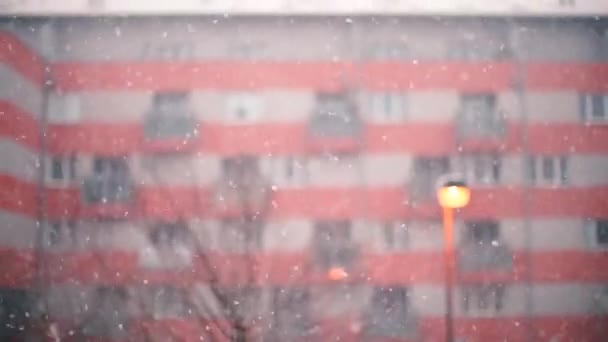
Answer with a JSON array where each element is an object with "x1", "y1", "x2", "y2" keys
[{"x1": 436, "y1": 178, "x2": 471, "y2": 342}]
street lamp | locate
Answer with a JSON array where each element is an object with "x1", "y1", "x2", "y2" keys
[{"x1": 436, "y1": 177, "x2": 471, "y2": 342}]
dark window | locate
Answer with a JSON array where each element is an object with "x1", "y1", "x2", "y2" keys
[
  {"x1": 410, "y1": 156, "x2": 450, "y2": 201},
  {"x1": 466, "y1": 221, "x2": 500, "y2": 244},
  {"x1": 0, "y1": 289, "x2": 30, "y2": 338},
  {"x1": 272, "y1": 288, "x2": 310, "y2": 339},
  {"x1": 313, "y1": 221, "x2": 356, "y2": 269},
  {"x1": 152, "y1": 92, "x2": 189, "y2": 113},
  {"x1": 219, "y1": 218, "x2": 263, "y2": 253},
  {"x1": 462, "y1": 283, "x2": 506, "y2": 313},
  {"x1": 365, "y1": 287, "x2": 412, "y2": 337},
  {"x1": 542, "y1": 156, "x2": 555, "y2": 180},
  {"x1": 51, "y1": 157, "x2": 64, "y2": 180},
  {"x1": 383, "y1": 222, "x2": 409, "y2": 250},
  {"x1": 597, "y1": 220, "x2": 608, "y2": 245}
]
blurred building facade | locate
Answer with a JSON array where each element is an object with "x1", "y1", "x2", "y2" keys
[{"x1": 0, "y1": 4, "x2": 608, "y2": 341}]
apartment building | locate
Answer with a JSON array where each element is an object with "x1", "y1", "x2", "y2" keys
[{"x1": 0, "y1": 2, "x2": 607, "y2": 341}]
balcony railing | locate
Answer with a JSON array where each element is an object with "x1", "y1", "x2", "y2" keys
[
  {"x1": 82, "y1": 175, "x2": 133, "y2": 204},
  {"x1": 455, "y1": 108, "x2": 507, "y2": 141},
  {"x1": 458, "y1": 243, "x2": 513, "y2": 274},
  {"x1": 143, "y1": 110, "x2": 198, "y2": 141}
]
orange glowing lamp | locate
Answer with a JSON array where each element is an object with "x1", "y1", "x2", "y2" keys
[
  {"x1": 437, "y1": 180, "x2": 471, "y2": 209},
  {"x1": 327, "y1": 266, "x2": 349, "y2": 281}
]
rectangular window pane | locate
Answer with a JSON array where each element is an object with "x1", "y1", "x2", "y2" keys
[
  {"x1": 597, "y1": 221, "x2": 608, "y2": 245},
  {"x1": 592, "y1": 94, "x2": 605, "y2": 118},
  {"x1": 541, "y1": 157, "x2": 555, "y2": 181},
  {"x1": 51, "y1": 157, "x2": 63, "y2": 180}
]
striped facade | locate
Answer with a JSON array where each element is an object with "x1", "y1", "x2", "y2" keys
[{"x1": 0, "y1": 16, "x2": 607, "y2": 341}]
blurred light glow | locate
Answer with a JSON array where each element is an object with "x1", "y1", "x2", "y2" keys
[
  {"x1": 327, "y1": 267, "x2": 348, "y2": 281},
  {"x1": 437, "y1": 185, "x2": 471, "y2": 209}
]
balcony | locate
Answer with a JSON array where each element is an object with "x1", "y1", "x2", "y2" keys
[
  {"x1": 81, "y1": 174, "x2": 134, "y2": 218},
  {"x1": 455, "y1": 107, "x2": 507, "y2": 151},
  {"x1": 308, "y1": 95, "x2": 362, "y2": 153},
  {"x1": 314, "y1": 242, "x2": 359, "y2": 274},
  {"x1": 362, "y1": 287, "x2": 419, "y2": 340},
  {"x1": 213, "y1": 177, "x2": 270, "y2": 217},
  {"x1": 142, "y1": 110, "x2": 198, "y2": 153},
  {"x1": 313, "y1": 221, "x2": 360, "y2": 280},
  {"x1": 458, "y1": 243, "x2": 514, "y2": 279},
  {"x1": 408, "y1": 157, "x2": 450, "y2": 209}
]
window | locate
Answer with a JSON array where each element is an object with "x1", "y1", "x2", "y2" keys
[
  {"x1": 228, "y1": 42, "x2": 267, "y2": 60},
  {"x1": 219, "y1": 219, "x2": 264, "y2": 253},
  {"x1": 585, "y1": 219, "x2": 608, "y2": 248},
  {"x1": 581, "y1": 94, "x2": 608, "y2": 122},
  {"x1": 272, "y1": 156, "x2": 308, "y2": 187},
  {"x1": 313, "y1": 221, "x2": 357, "y2": 270},
  {"x1": 81, "y1": 287, "x2": 129, "y2": 338},
  {"x1": 48, "y1": 93, "x2": 81, "y2": 123},
  {"x1": 449, "y1": 38, "x2": 508, "y2": 61},
  {"x1": 383, "y1": 221, "x2": 410, "y2": 250},
  {"x1": 528, "y1": 155, "x2": 568, "y2": 186},
  {"x1": 152, "y1": 92, "x2": 189, "y2": 114},
  {"x1": 226, "y1": 93, "x2": 264, "y2": 123},
  {"x1": 222, "y1": 156, "x2": 260, "y2": 183},
  {"x1": 459, "y1": 154, "x2": 501, "y2": 185},
  {"x1": 369, "y1": 92, "x2": 407, "y2": 122},
  {"x1": 0, "y1": 289, "x2": 30, "y2": 338},
  {"x1": 410, "y1": 157, "x2": 450, "y2": 202},
  {"x1": 558, "y1": 0, "x2": 575, "y2": 7},
  {"x1": 272, "y1": 288, "x2": 310, "y2": 339},
  {"x1": 465, "y1": 221, "x2": 500, "y2": 245},
  {"x1": 45, "y1": 219, "x2": 77, "y2": 249},
  {"x1": 462, "y1": 283, "x2": 506, "y2": 315},
  {"x1": 365, "y1": 287, "x2": 413, "y2": 337},
  {"x1": 49, "y1": 154, "x2": 77, "y2": 182},
  {"x1": 590, "y1": 285, "x2": 608, "y2": 314},
  {"x1": 366, "y1": 42, "x2": 408, "y2": 60},
  {"x1": 146, "y1": 286, "x2": 192, "y2": 318},
  {"x1": 142, "y1": 42, "x2": 194, "y2": 61},
  {"x1": 143, "y1": 222, "x2": 194, "y2": 269},
  {"x1": 459, "y1": 94, "x2": 502, "y2": 137}
]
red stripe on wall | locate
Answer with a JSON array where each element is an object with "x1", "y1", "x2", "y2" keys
[
  {"x1": 0, "y1": 31, "x2": 44, "y2": 85},
  {"x1": 52, "y1": 62, "x2": 356, "y2": 92},
  {"x1": 1, "y1": 173, "x2": 606, "y2": 220},
  {"x1": 527, "y1": 63, "x2": 608, "y2": 91},
  {"x1": 4, "y1": 249, "x2": 607, "y2": 286},
  {"x1": 43, "y1": 122, "x2": 608, "y2": 155},
  {"x1": 52, "y1": 61, "x2": 608, "y2": 92},
  {"x1": 0, "y1": 100, "x2": 40, "y2": 150}
]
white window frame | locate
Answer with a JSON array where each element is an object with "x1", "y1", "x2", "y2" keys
[
  {"x1": 581, "y1": 94, "x2": 608, "y2": 123},
  {"x1": 225, "y1": 92, "x2": 264, "y2": 123},
  {"x1": 48, "y1": 154, "x2": 77, "y2": 184},
  {"x1": 368, "y1": 92, "x2": 407, "y2": 123},
  {"x1": 529, "y1": 155, "x2": 568, "y2": 187},
  {"x1": 48, "y1": 93, "x2": 81, "y2": 124},
  {"x1": 585, "y1": 219, "x2": 608, "y2": 249}
]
